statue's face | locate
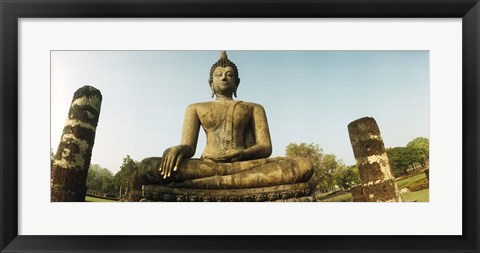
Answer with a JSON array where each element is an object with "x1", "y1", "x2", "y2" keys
[{"x1": 211, "y1": 66, "x2": 237, "y2": 96}]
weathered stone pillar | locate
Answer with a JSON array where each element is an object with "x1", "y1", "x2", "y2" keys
[
  {"x1": 348, "y1": 117, "x2": 402, "y2": 202},
  {"x1": 350, "y1": 185, "x2": 367, "y2": 202},
  {"x1": 51, "y1": 86, "x2": 102, "y2": 202}
]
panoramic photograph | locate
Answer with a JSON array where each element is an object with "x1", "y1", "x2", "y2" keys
[{"x1": 50, "y1": 50, "x2": 429, "y2": 202}]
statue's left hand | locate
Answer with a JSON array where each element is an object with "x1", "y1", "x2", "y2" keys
[
  {"x1": 160, "y1": 145, "x2": 184, "y2": 179},
  {"x1": 207, "y1": 150, "x2": 244, "y2": 163}
]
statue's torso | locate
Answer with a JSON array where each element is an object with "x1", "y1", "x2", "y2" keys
[{"x1": 192, "y1": 100, "x2": 257, "y2": 157}]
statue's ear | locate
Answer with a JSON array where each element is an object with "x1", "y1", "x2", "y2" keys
[
  {"x1": 234, "y1": 78, "x2": 240, "y2": 97},
  {"x1": 209, "y1": 78, "x2": 214, "y2": 98}
]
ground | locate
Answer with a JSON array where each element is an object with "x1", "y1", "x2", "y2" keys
[
  {"x1": 316, "y1": 171, "x2": 429, "y2": 202},
  {"x1": 85, "y1": 195, "x2": 118, "y2": 202},
  {"x1": 85, "y1": 171, "x2": 429, "y2": 202}
]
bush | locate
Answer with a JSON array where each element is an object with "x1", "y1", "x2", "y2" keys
[{"x1": 407, "y1": 179, "x2": 429, "y2": 192}]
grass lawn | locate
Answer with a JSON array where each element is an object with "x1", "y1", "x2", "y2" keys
[
  {"x1": 400, "y1": 189, "x2": 429, "y2": 202},
  {"x1": 396, "y1": 172, "x2": 427, "y2": 189},
  {"x1": 85, "y1": 196, "x2": 118, "y2": 202},
  {"x1": 318, "y1": 171, "x2": 429, "y2": 202}
]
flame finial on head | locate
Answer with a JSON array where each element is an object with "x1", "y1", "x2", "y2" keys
[{"x1": 220, "y1": 51, "x2": 228, "y2": 60}]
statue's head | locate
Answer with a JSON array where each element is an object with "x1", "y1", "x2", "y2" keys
[{"x1": 209, "y1": 51, "x2": 241, "y2": 98}]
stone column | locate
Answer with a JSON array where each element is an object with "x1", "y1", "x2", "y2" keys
[
  {"x1": 51, "y1": 86, "x2": 102, "y2": 202},
  {"x1": 348, "y1": 117, "x2": 401, "y2": 202},
  {"x1": 350, "y1": 185, "x2": 367, "y2": 202}
]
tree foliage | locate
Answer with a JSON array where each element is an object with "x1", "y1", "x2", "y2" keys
[
  {"x1": 406, "y1": 137, "x2": 429, "y2": 167},
  {"x1": 84, "y1": 155, "x2": 141, "y2": 199},
  {"x1": 86, "y1": 164, "x2": 115, "y2": 195},
  {"x1": 334, "y1": 165, "x2": 360, "y2": 190},
  {"x1": 285, "y1": 143, "x2": 359, "y2": 192},
  {"x1": 113, "y1": 155, "x2": 139, "y2": 199},
  {"x1": 285, "y1": 143, "x2": 326, "y2": 190},
  {"x1": 387, "y1": 137, "x2": 429, "y2": 177}
]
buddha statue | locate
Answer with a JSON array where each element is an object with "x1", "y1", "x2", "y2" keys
[{"x1": 138, "y1": 51, "x2": 314, "y2": 201}]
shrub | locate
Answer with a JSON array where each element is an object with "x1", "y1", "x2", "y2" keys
[{"x1": 407, "y1": 179, "x2": 429, "y2": 192}]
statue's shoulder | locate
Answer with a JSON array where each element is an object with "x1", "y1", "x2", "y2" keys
[
  {"x1": 185, "y1": 101, "x2": 214, "y2": 110},
  {"x1": 241, "y1": 101, "x2": 266, "y2": 110}
]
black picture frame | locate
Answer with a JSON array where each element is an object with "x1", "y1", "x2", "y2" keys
[{"x1": 1, "y1": 0, "x2": 479, "y2": 252}]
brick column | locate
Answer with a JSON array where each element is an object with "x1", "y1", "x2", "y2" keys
[
  {"x1": 51, "y1": 86, "x2": 102, "y2": 202},
  {"x1": 348, "y1": 117, "x2": 401, "y2": 202}
]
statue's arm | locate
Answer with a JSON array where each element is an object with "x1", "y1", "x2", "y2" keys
[
  {"x1": 179, "y1": 104, "x2": 201, "y2": 157},
  {"x1": 160, "y1": 104, "x2": 200, "y2": 178},
  {"x1": 242, "y1": 104, "x2": 272, "y2": 160}
]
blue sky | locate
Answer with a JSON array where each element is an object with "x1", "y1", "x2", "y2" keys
[{"x1": 51, "y1": 50, "x2": 429, "y2": 173}]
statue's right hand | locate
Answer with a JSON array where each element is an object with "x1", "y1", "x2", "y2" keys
[{"x1": 160, "y1": 145, "x2": 184, "y2": 179}]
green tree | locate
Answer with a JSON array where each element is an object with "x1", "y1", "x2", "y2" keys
[
  {"x1": 334, "y1": 165, "x2": 360, "y2": 190},
  {"x1": 406, "y1": 137, "x2": 429, "y2": 167},
  {"x1": 285, "y1": 143, "x2": 343, "y2": 193},
  {"x1": 386, "y1": 147, "x2": 417, "y2": 177},
  {"x1": 113, "y1": 155, "x2": 139, "y2": 200},
  {"x1": 285, "y1": 143, "x2": 323, "y2": 189},
  {"x1": 86, "y1": 164, "x2": 115, "y2": 195},
  {"x1": 317, "y1": 154, "x2": 339, "y2": 192},
  {"x1": 386, "y1": 137, "x2": 429, "y2": 177}
]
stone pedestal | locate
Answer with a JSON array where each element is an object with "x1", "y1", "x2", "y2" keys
[
  {"x1": 142, "y1": 183, "x2": 313, "y2": 202},
  {"x1": 348, "y1": 117, "x2": 401, "y2": 202},
  {"x1": 51, "y1": 86, "x2": 102, "y2": 202}
]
